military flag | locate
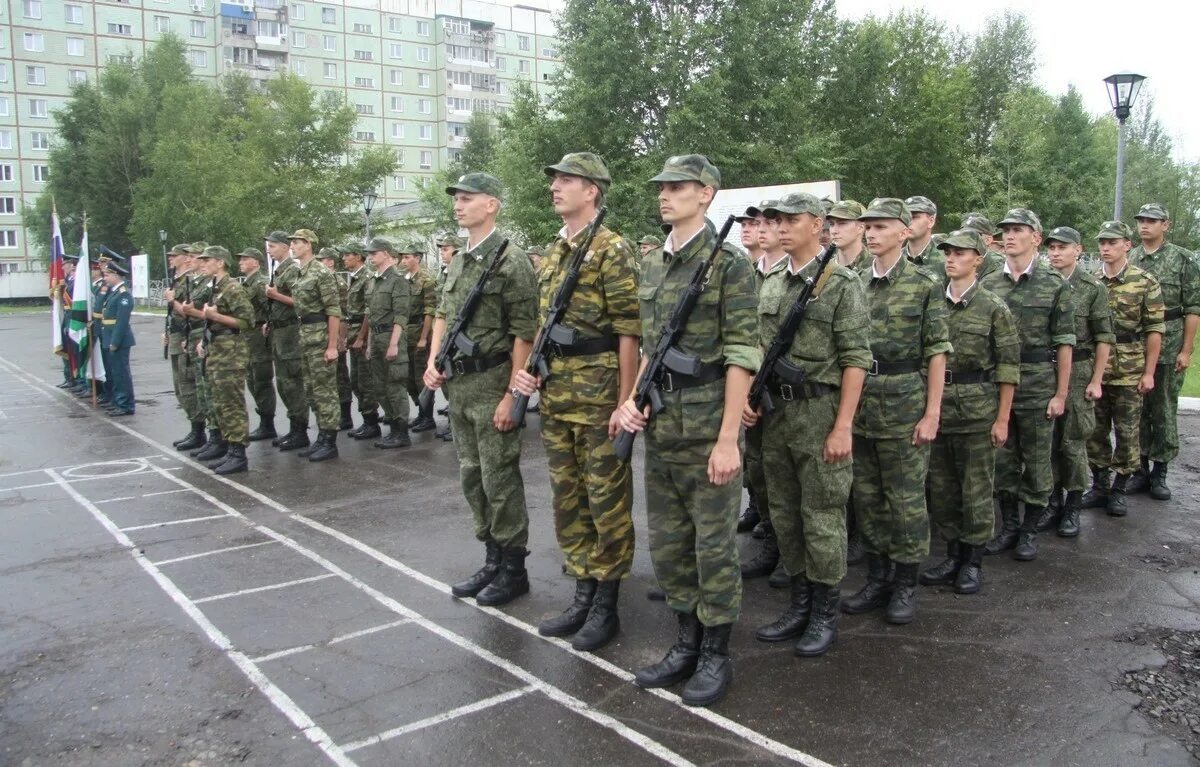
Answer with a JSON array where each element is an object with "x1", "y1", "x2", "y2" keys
[
  {"x1": 67, "y1": 222, "x2": 105, "y2": 382},
  {"x1": 49, "y1": 203, "x2": 65, "y2": 355}
]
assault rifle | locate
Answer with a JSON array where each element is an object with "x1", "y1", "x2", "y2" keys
[
  {"x1": 199, "y1": 276, "x2": 216, "y2": 376},
  {"x1": 162, "y1": 254, "x2": 174, "y2": 360}
]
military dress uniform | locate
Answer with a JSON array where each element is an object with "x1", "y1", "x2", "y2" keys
[
  {"x1": 343, "y1": 247, "x2": 380, "y2": 438},
  {"x1": 101, "y1": 265, "x2": 135, "y2": 415},
  {"x1": 364, "y1": 240, "x2": 413, "y2": 448},
  {"x1": 91, "y1": 271, "x2": 112, "y2": 403},
  {"x1": 197, "y1": 247, "x2": 255, "y2": 474},
  {"x1": 239, "y1": 250, "x2": 277, "y2": 440},
  {"x1": 290, "y1": 230, "x2": 344, "y2": 460},
  {"x1": 266, "y1": 234, "x2": 311, "y2": 450}
]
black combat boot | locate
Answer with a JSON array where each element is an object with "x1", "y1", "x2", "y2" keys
[
  {"x1": 846, "y1": 523, "x2": 865, "y2": 567},
  {"x1": 1107, "y1": 473, "x2": 1129, "y2": 517},
  {"x1": 841, "y1": 553, "x2": 894, "y2": 615},
  {"x1": 192, "y1": 430, "x2": 226, "y2": 460},
  {"x1": 1034, "y1": 492, "x2": 1062, "y2": 532},
  {"x1": 213, "y1": 444, "x2": 248, "y2": 475},
  {"x1": 350, "y1": 411, "x2": 381, "y2": 440},
  {"x1": 1057, "y1": 491, "x2": 1083, "y2": 537},
  {"x1": 752, "y1": 520, "x2": 768, "y2": 539},
  {"x1": 755, "y1": 574, "x2": 811, "y2": 642},
  {"x1": 277, "y1": 419, "x2": 310, "y2": 451},
  {"x1": 538, "y1": 579, "x2": 597, "y2": 637},
  {"x1": 768, "y1": 564, "x2": 790, "y2": 589},
  {"x1": 174, "y1": 421, "x2": 206, "y2": 451},
  {"x1": 1126, "y1": 456, "x2": 1151, "y2": 494},
  {"x1": 1014, "y1": 506, "x2": 1040, "y2": 561},
  {"x1": 572, "y1": 580, "x2": 621, "y2": 651},
  {"x1": 409, "y1": 399, "x2": 436, "y2": 433},
  {"x1": 681, "y1": 623, "x2": 733, "y2": 707},
  {"x1": 338, "y1": 401, "x2": 354, "y2": 431},
  {"x1": 886, "y1": 563, "x2": 920, "y2": 625},
  {"x1": 645, "y1": 587, "x2": 666, "y2": 601},
  {"x1": 740, "y1": 522, "x2": 779, "y2": 578},
  {"x1": 794, "y1": 583, "x2": 839, "y2": 657},
  {"x1": 247, "y1": 416, "x2": 276, "y2": 442},
  {"x1": 984, "y1": 494, "x2": 1021, "y2": 554},
  {"x1": 271, "y1": 418, "x2": 296, "y2": 447},
  {"x1": 1149, "y1": 462, "x2": 1172, "y2": 501},
  {"x1": 451, "y1": 540, "x2": 501, "y2": 598},
  {"x1": 475, "y1": 547, "x2": 529, "y2": 607},
  {"x1": 374, "y1": 420, "x2": 411, "y2": 449},
  {"x1": 307, "y1": 429, "x2": 339, "y2": 462},
  {"x1": 1082, "y1": 467, "x2": 1111, "y2": 508},
  {"x1": 919, "y1": 540, "x2": 962, "y2": 586},
  {"x1": 634, "y1": 611, "x2": 702, "y2": 689},
  {"x1": 954, "y1": 545, "x2": 984, "y2": 595},
  {"x1": 736, "y1": 490, "x2": 760, "y2": 533}
]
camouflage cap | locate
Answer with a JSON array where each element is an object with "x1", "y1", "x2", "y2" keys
[
  {"x1": 998, "y1": 208, "x2": 1042, "y2": 232},
  {"x1": 338, "y1": 241, "x2": 365, "y2": 257},
  {"x1": 195, "y1": 245, "x2": 231, "y2": 265},
  {"x1": 365, "y1": 236, "x2": 396, "y2": 255},
  {"x1": 1135, "y1": 203, "x2": 1169, "y2": 221},
  {"x1": 859, "y1": 198, "x2": 912, "y2": 225},
  {"x1": 937, "y1": 228, "x2": 986, "y2": 255},
  {"x1": 904, "y1": 195, "x2": 937, "y2": 215},
  {"x1": 1096, "y1": 220, "x2": 1134, "y2": 240},
  {"x1": 827, "y1": 199, "x2": 866, "y2": 221},
  {"x1": 317, "y1": 247, "x2": 343, "y2": 269},
  {"x1": 931, "y1": 232, "x2": 948, "y2": 248},
  {"x1": 1044, "y1": 226, "x2": 1081, "y2": 245},
  {"x1": 638, "y1": 235, "x2": 663, "y2": 247},
  {"x1": 743, "y1": 199, "x2": 778, "y2": 219},
  {"x1": 446, "y1": 171, "x2": 503, "y2": 198},
  {"x1": 436, "y1": 232, "x2": 464, "y2": 248},
  {"x1": 265, "y1": 230, "x2": 291, "y2": 245},
  {"x1": 169, "y1": 243, "x2": 191, "y2": 256},
  {"x1": 820, "y1": 197, "x2": 835, "y2": 216},
  {"x1": 396, "y1": 238, "x2": 424, "y2": 255},
  {"x1": 237, "y1": 247, "x2": 265, "y2": 263},
  {"x1": 648, "y1": 154, "x2": 721, "y2": 190},
  {"x1": 288, "y1": 229, "x2": 318, "y2": 246},
  {"x1": 960, "y1": 213, "x2": 995, "y2": 237},
  {"x1": 762, "y1": 192, "x2": 825, "y2": 218},
  {"x1": 543, "y1": 152, "x2": 611, "y2": 188},
  {"x1": 187, "y1": 241, "x2": 208, "y2": 254}
]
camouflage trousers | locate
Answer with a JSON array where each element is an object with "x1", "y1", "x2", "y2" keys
[
  {"x1": 928, "y1": 432, "x2": 996, "y2": 547},
  {"x1": 299, "y1": 325, "x2": 340, "y2": 431},
  {"x1": 1141, "y1": 360, "x2": 1183, "y2": 464},
  {"x1": 996, "y1": 409, "x2": 1055, "y2": 506},
  {"x1": 336, "y1": 351, "x2": 351, "y2": 405},
  {"x1": 644, "y1": 442, "x2": 742, "y2": 627},
  {"x1": 270, "y1": 324, "x2": 308, "y2": 424},
  {"x1": 542, "y1": 416, "x2": 634, "y2": 581},
  {"x1": 445, "y1": 365, "x2": 528, "y2": 548},
  {"x1": 368, "y1": 334, "x2": 409, "y2": 423},
  {"x1": 762, "y1": 396, "x2": 851, "y2": 586},
  {"x1": 347, "y1": 331, "x2": 375, "y2": 415},
  {"x1": 245, "y1": 326, "x2": 276, "y2": 418},
  {"x1": 207, "y1": 336, "x2": 249, "y2": 445},
  {"x1": 1088, "y1": 384, "x2": 1142, "y2": 476},
  {"x1": 743, "y1": 421, "x2": 770, "y2": 524},
  {"x1": 852, "y1": 435, "x2": 930, "y2": 565},
  {"x1": 169, "y1": 336, "x2": 199, "y2": 422},
  {"x1": 187, "y1": 332, "x2": 214, "y2": 424},
  {"x1": 1052, "y1": 364, "x2": 1097, "y2": 493},
  {"x1": 406, "y1": 339, "x2": 430, "y2": 407}
]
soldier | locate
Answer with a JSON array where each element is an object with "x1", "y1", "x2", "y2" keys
[
  {"x1": 100, "y1": 261, "x2": 135, "y2": 416},
  {"x1": 639, "y1": 235, "x2": 663, "y2": 258},
  {"x1": 164, "y1": 245, "x2": 205, "y2": 450},
  {"x1": 318, "y1": 247, "x2": 355, "y2": 431},
  {"x1": 182, "y1": 243, "x2": 225, "y2": 460},
  {"x1": 1043, "y1": 227, "x2": 1113, "y2": 537},
  {"x1": 288, "y1": 229, "x2": 343, "y2": 462},
  {"x1": 433, "y1": 232, "x2": 464, "y2": 441},
  {"x1": 843, "y1": 198, "x2": 948, "y2": 625},
  {"x1": 510, "y1": 153, "x2": 639, "y2": 650},
  {"x1": 263, "y1": 230, "x2": 311, "y2": 451},
  {"x1": 89, "y1": 256, "x2": 113, "y2": 404},
  {"x1": 920, "y1": 230, "x2": 1020, "y2": 595},
  {"x1": 397, "y1": 239, "x2": 438, "y2": 432},
  {"x1": 424, "y1": 172, "x2": 536, "y2": 607},
  {"x1": 829, "y1": 200, "x2": 870, "y2": 272},
  {"x1": 363, "y1": 237, "x2": 412, "y2": 449},
  {"x1": 1127, "y1": 203, "x2": 1200, "y2": 500},
  {"x1": 527, "y1": 244, "x2": 545, "y2": 275},
  {"x1": 617, "y1": 155, "x2": 761, "y2": 707},
  {"x1": 903, "y1": 195, "x2": 944, "y2": 278},
  {"x1": 981, "y1": 209, "x2": 1075, "y2": 562},
  {"x1": 1084, "y1": 221, "x2": 1165, "y2": 516},
  {"x1": 238, "y1": 247, "x2": 277, "y2": 442},
  {"x1": 961, "y1": 213, "x2": 1005, "y2": 280},
  {"x1": 57, "y1": 255, "x2": 79, "y2": 390},
  {"x1": 195, "y1": 246, "x2": 255, "y2": 475},
  {"x1": 736, "y1": 206, "x2": 763, "y2": 264},
  {"x1": 745, "y1": 192, "x2": 870, "y2": 655},
  {"x1": 344, "y1": 242, "x2": 382, "y2": 440}
]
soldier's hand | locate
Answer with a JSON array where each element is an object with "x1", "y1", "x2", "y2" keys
[
  {"x1": 423, "y1": 364, "x2": 446, "y2": 390},
  {"x1": 607, "y1": 408, "x2": 624, "y2": 440},
  {"x1": 109, "y1": 344, "x2": 116, "y2": 353},
  {"x1": 1138, "y1": 372, "x2": 1156, "y2": 395},
  {"x1": 1085, "y1": 381, "x2": 1103, "y2": 401},
  {"x1": 740, "y1": 402, "x2": 759, "y2": 429},
  {"x1": 707, "y1": 439, "x2": 740, "y2": 486},
  {"x1": 164, "y1": 289, "x2": 175, "y2": 302},
  {"x1": 1176, "y1": 350, "x2": 1192, "y2": 374},
  {"x1": 512, "y1": 369, "x2": 540, "y2": 397},
  {"x1": 417, "y1": 338, "x2": 428, "y2": 351},
  {"x1": 617, "y1": 398, "x2": 649, "y2": 434},
  {"x1": 493, "y1": 393, "x2": 517, "y2": 432},
  {"x1": 202, "y1": 305, "x2": 216, "y2": 318},
  {"x1": 350, "y1": 337, "x2": 364, "y2": 351},
  {"x1": 323, "y1": 347, "x2": 338, "y2": 364},
  {"x1": 261, "y1": 324, "x2": 270, "y2": 338},
  {"x1": 990, "y1": 418, "x2": 1009, "y2": 448},
  {"x1": 160, "y1": 333, "x2": 167, "y2": 345},
  {"x1": 265, "y1": 286, "x2": 281, "y2": 301},
  {"x1": 386, "y1": 343, "x2": 398, "y2": 361},
  {"x1": 911, "y1": 413, "x2": 939, "y2": 446},
  {"x1": 195, "y1": 341, "x2": 206, "y2": 358},
  {"x1": 823, "y1": 425, "x2": 852, "y2": 463},
  {"x1": 1045, "y1": 395, "x2": 1066, "y2": 420}
]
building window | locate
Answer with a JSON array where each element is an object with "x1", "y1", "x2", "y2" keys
[
  {"x1": 448, "y1": 96, "x2": 469, "y2": 111},
  {"x1": 449, "y1": 71, "x2": 469, "y2": 87},
  {"x1": 258, "y1": 20, "x2": 282, "y2": 37},
  {"x1": 0, "y1": 198, "x2": 14, "y2": 214},
  {"x1": 353, "y1": 77, "x2": 374, "y2": 88},
  {"x1": 68, "y1": 69, "x2": 87, "y2": 85},
  {"x1": 65, "y1": 4, "x2": 84, "y2": 23},
  {"x1": 323, "y1": 63, "x2": 337, "y2": 79},
  {"x1": 108, "y1": 23, "x2": 133, "y2": 36},
  {"x1": 0, "y1": 230, "x2": 17, "y2": 248},
  {"x1": 23, "y1": 33, "x2": 44, "y2": 52},
  {"x1": 389, "y1": 69, "x2": 402, "y2": 85},
  {"x1": 389, "y1": 96, "x2": 403, "y2": 112},
  {"x1": 0, "y1": 98, "x2": 8, "y2": 117},
  {"x1": 292, "y1": 31, "x2": 306, "y2": 47},
  {"x1": 190, "y1": 20, "x2": 205, "y2": 37},
  {"x1": 449, "y1": 122, "x2": 466, "y2": 138},
  {"x1": 323, "y1": 35, "x2": 335, "y2": 51},
  {"x1": 495, "y1": 32, "x2": 506, "y2": 46},
  {"x1": 33, "y1": 165, "x2": 50, "y2": 182},
  {"x1": 496, "y1": 81, "x2": 508, "y2": 96},
  {"x1": 354, "y1": 131, "x2": 374, "y2": 141},
  {"x1": 418, "y1": 98, "x2": 431, "y2": 114},
  {"x1": 66, "y1": 37, "x2": 85, "y2": 56},
  {"x1": 290, "y1": 3, "x2": 304, "y2": 20},
  {"x1": 354, "y1": 103, "x2": 373, "y2": 114},
  {"x1": 189, "y1": 50, "x2": 207, "y2": 67},
  {"x1": 388, "y1": 17, "x2": 402, "y2": 33},
  {"x1": 417, "y1": 73, "x2": 431, "y2": 89},
  {"x1": 23, "y1": 0, "x2": 42, "y2": 20},
  {"x1": 389, "y1": 43, "x2": 402, "y2": 59},
  {"x1": 353, "y1": 50, "x2": 373, "y2": 61},
  {"x1": 26, "y1": 67, "x2": 46, "y2": 86},
  {"x1": 542, "y1": 47, "x2": 559, "y2": 58},
  {"x1": 419, "y1": 151, "x2": 432, "y2": 169},
  {"x1": 390, "y1": 123, "x2": 404, "y2": 138},
  {"x1": 518, "y1": 35, "x2": 530, "y2": 51},
  {"x1": 519, "y1": 60, "x2": 530, "y2": 75},
  {"x1": 417, "y1": 21, "x2": 430, "y2": 37},
  {"x1": 31, "y1": 131, "x2": 50, "y2": 150},
  {"x1": 0, "y1": 165, "x2": 10, "y2": 182},
  {"x1": 495, "y1": 56, "x2": 506, "y2": 72},
  {"x1": 154, "y1": 15, "x2": 170, "y2": 33},
  {"x1": 418, "y1": 124, "x2": 432, "y2": 140},
  {"x1": 352, "y1": 23, "x2": 372, "y2": 33},
  {"x1": 0, "y1": 132, "x2": 10, "y2": 150},
  {"x1": 321, "y1": 7, "x2": 335, "y2": 24},
  {"x1": 417, "y1": 46, "x2": 430, "y2": 63},
  {"x1": 391, "y1": 175, "x2": 405, "y2": 191},
  {"x1": 291, "y1": 59, "x2": 307, "y2": 76}
]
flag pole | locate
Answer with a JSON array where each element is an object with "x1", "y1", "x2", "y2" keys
[{"x1": 88, "y1": 323, "x2": 97, "y2": 407}]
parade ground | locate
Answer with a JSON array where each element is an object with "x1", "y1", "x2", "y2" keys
[{"x1": 2, "y1": 312, "x2": 1198, "y2": 767}]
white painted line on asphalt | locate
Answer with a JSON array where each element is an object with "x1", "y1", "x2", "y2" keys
[
  {"x1": 43, "y1": 468, "x2": 357, "y2": 767},
  {"x1": 152, "y1": 540, "x2": 277, "y2": 566},
  {"x1": 142, "y1": 488, "x2": 189, "y2": 498},
  {"x1": 94, "y1": 496, "x2": 137, "y2": 505},
  {"x1": 119, "y1": 513, "x2": 230, "y2": 532},
  {"x1": 341, "y1": 685, "x2": 536, "y2": 753},
  {"x1": 251, "y1": 619, "x2": 412, "y2": 664},
  {"x1": 0, "y1": 470, "x2": 166, "y2": 493},
  {"x1": 193, "y1": 573, "x2": 338, "y2": 604}
]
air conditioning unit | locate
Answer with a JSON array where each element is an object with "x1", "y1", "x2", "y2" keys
[{"x1": 190, "y1": 1, "x2": 206, "y2": 12}]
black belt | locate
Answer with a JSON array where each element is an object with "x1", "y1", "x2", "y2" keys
[
  {"x1": 347, "y1": 314, "x2": 365, "y2": 324},
  {"x1": 658, "y1": 361, "x2": 725, "y2": 392},
  {"x1": 944, "y1": 369, "x2": 991, "y2": 384},
  {"x1": 209, "y1": 326, "x2": 241, "y2": 337},
  {"x1": 450, "y1": 351, "x2": 510, "y2": 376},
  {"x1": 868, "y1": 359, "x2": 921, "y2": 376},
  {"x1": 1020, "y1": 349, "x2": 1055, "y2": 363},
  {"x1": 1073, "y1": 348, "x2": 1092, "y2": 361},
  {"x1": 1115, "y1": 332, "x2": 1141, "y2": 344},
  {"x1": 271, "y1": 317, "x2": 297, "y2": 329},
  {"x1": 552, "y1": 334, "x2": 620, "y2": 358},
  {"x1": 169, "y1": 320, "x2": 187, "y2": 333},
  {"x1": 299, "y1": 313, "x2": 327, "y2": 325},
  {"x1": 1165, "y1": 308, "x2": 1182, "y2": 322},
  {"x1": 371, "y1": 321, "x2": 395, "y2": 334},
  {"x1": 767, "y1": 379, "x2": 838, "y2": 401}
]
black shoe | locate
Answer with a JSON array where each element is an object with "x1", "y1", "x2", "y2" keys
[
  {"x1": 646, "y1": 587, "x2": 666, "y2": 602},
  {"x1": 409, "y1": 415, "x2": 436, "y2": 433},
  {"x1": 277, "y1": 421, "x2": 310, "y2": 451},
  {"x1": 1149, "y1": 462, "x2": 1171, "y2": 501},
  {"x1": 755, "y1": 574, "x2": 811, "y2": 642},
  {"x1": 1034, "y1": 501, "x2": 1061, "y2": 533},
  {"x1": 475, "y1": 547, "x2": 529, "y2": 607},
  {"x1": 740, "y1": 524, "x2": 778, "y2": 578},
  {"x1": 919, "y1": 540, "x2": 962, "y2": 586},
  {"x1": 437, "y1": 426, "x2": 453, "y2": 441},
  {"x1": 634, "y1": 611, "x2": 702, "y2": 689},
  {"x1": 795, "y1": 583, "x2": 839, "y2": 657},
  {"x1": 108, "y1": 409, "x2": 135, "y2": 417},
  {"x1": 1057, "y1": 491, "x2": 1082, "y2": 538},
  {"x1": 271, "y1": 419, "x2": 299, "y2": 447},
  {"x1": 451, "y1": 541, "x2": 501, "y2": 598},
  {"x1": 768, "y1": 564, "x2": 790, "y2": 589},
  {"x1": 338, "y1": 401, "x2": 354, "y2": 431},
  {"x1": 1014, "y1": 508, "x2": 1040, "y2": 561},
  {"x1": 572, "y1": 580, "x2": 621, "y2": 651},
  {"x1": 214, "y1": 444, "x2": 248, "y2": 475},
  {"x1": 1082, "y1": 467, "x2": 1111, "y2": 508},
  {"x1": 681, "y1": 624, "x2": 733, "y2": 707},
  {"x1": 1107, "y1": 474, "x2": 1129, "y2": 517},
  {"x1": 842, "y1": 553, "x2": 893, "y2": 615},
  {"x1": 1126, "y1": 458, "x2": 1151, "y2": 494},
  {"x1": 247, "y1": 417, "x2": 277, "y2": 442},
  {"x1": 175, "y1": 422, "x2": 207, "y2": 451},
  {"x1": 538, "y1": 579, "x2": 597, "y2": 637},
  {"x1": 954, "y1": 545, "x2": 984, "y2": 594},
  {"x1": 191, "y1": 430, "x2": 224, "y2": 459},
  {"x1": 307, "y1": 429, "x2": 339, "y2": 462},
  {"x1": 437, "y1": 405, "x2": 449, "y2": 416},
  {"x1": 886, "y1": 563, "x2": 919, "y2": 625},
  {"x1": 350, "y1": 412, "x2": 382, "y2": 440},
  {"x1": 374, "y1": 420, "x2": 411, "y2": 449},
  {"x1": 736, "y1": 498, "x2": 760, "y2": 533},
  {"x1": 752, "y1": 520, "x2": 768, "y2": 540},
  {"x1": 846, "y1": 528, "x2": 865, "y2": 566},
  {"x1": 984, "y1": 494, "x2": 1020, "y2": 555}
]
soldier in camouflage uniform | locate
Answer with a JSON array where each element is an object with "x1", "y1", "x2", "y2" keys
[
  {"x1": 920, "y1": 230, "x2": 1020, "y2": 595},
  {"x1": 287, "y1": 229, "x2": 343, "y2": 462},
  {"x1": 844, "y1": 198, "x2": 949, "y2": 626},
  {"x1": 746, "y1": 192, "x2": 870, "y2": 656},
  {"x1": 165, "y1": 245, "x2": 206, "y2": 451},
  {"x1": 363, "y1": 238, "x2": 412, "y2": 449},
  {"x1": 182, "y1": 242, "x2": 225, "y2": 460},
  {"x1": 639, "y1": 235, "x2": 662, "y2": 259},
  {"x1": 433, "y1": 232, "x2": 463, "y2": 440},
  {"x1": 617, "y1": 155, "x2": 761, "y2": 707},
  {"x1": 981, "y1": 209, "x2": 1075, "y2": 562},
  {"x1": 830, "y1": 200, "x2": 870, "y2": 273},
  {"x1": 195, "y1": 246, "x2": 255, "y2": 475},
  {"x1": 319, "y1": 247, "x2": 355, "y2": 431},
  {"x1": 961, "y1": 213, "x2": 1005, "y2": 280},
  {"x1": 1044, "y1": 227, "x2": 1113, "y2": 537},
  {"x1": 1084, "y1": 221, "x2": 1165, "y2": 517},
  {"x1": 264, "y1": 231, "x2": 311, "y2": 451},
  {"x1": 903, "y1": 196, "x2": 944, "y2": 279},
  {"x1": 1127, "y1": 203, "x2": 1200, "y2": 500},
  {"x1": 344, "y1": 242, "x2": 382, "y2": 440},
  {"x1": 398, "y1": 239, "x2": 438, "y2": 432},
  {"x1": 425, "y1": 173, "x2": 537, "y2": 608},
  {"x1": 238, "y1": 247, "x2": 277, "y2": 442}
]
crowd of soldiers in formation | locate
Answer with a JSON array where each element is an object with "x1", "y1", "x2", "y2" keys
[{"x1": 52, "y1": 151, "x2": 1199, "y2": 710}]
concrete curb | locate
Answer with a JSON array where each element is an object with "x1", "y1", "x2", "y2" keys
[{"x1": 1182, "y1": 397, "x2": 1200, "y2": 413}]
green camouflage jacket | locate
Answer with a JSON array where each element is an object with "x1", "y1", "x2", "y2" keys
[
  {"x1": 267, "y1": 258, "x2": 300, "y2": 326},
  {"x1": 1129, "y1": 241, "x2": 1200, "y2": 353},
  {"x1": 346, "y1": 265, "x2": 370, "y2": 324},
  {"x1": 365, "y1": 264, "x2": 410, "y2": 335},
  {"x1": 405, "y1": 266, "x2": 438, "y2": 327},
  {"x1": 187, "y1": 273, "x2": 214, "y2": 342},
  {"x1": 242, "y1": 269, "x2": 270, "y2": 327},
  {"x1": 436, "y1": 230, "x2": 537, "y2": 356},
  {"x1": 939, "y1": 281, "x2": 1021, "y2": 434},
  {"x1": 292, "y1": 257, "x2": 342, "y2": 323},
  {"x1": 168, "y1": 269, "x2": 193, "y2": 339},
  {"x1": 1099, "y1": 261, "x2": 1166, "y2": 386},
  {"x1": 904, "y1": 239, "x2": 945, "y2": 279},
  {"x1": 978, "y1": 250, "x2": 1005, "y2": 280}
]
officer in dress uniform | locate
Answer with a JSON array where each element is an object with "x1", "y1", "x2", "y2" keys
[{"x1": 101, "y1": 261, "x2": 136, "y2": 416}]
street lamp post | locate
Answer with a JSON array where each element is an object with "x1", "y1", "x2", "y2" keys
[
  {"x1": 361, "y1": 190, "x2": 378, "y2": 241},
  {"x1": 1104, "y1": 72, "x2": 1147, "y2": 221}
]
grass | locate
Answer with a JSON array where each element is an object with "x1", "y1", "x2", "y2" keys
[{"x1": 1182, "y1": 368, "x2": 1200, "y2": 398}]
